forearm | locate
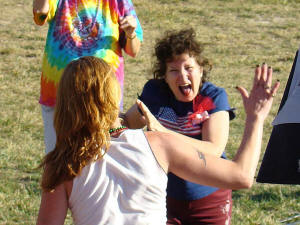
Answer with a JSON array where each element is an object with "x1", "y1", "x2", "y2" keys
[
  {"x1": 33, "y1": 0, "x2": 49, "y2": 14},
  {"x1": 233, "y1": 116, "x2": 264, "y2": 187},
  {"x1": 172, "y1": 117, "x2": 264, "y2": 189},
  {"x1": 164, "y1": 128, "x2": 225, "y2": 157},
  {"x1": 124, "y1": 33, "x2": 141, "y2": 57},
  {"x1": 134, "y1": 100, "x2": 228, "y2": 155}
]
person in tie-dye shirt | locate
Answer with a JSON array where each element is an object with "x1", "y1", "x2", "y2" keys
[{"x1": 33, "y1": 0, "x2": 143, "y2": 153}]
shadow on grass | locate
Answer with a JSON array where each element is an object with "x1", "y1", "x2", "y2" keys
[{"x1": 233, "y1": 188, "x2": 300, "y2": 202}]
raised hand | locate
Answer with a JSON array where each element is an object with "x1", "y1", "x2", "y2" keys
[
  {"x1": 236, "y1": 63, "x2": 280, "y2": 121},
  {"x1": 136, "y1": 99, "x2": 168, "y2": 132},
  {"x1": 119, "y1": 15, "x2": 137, "y2": 39}
]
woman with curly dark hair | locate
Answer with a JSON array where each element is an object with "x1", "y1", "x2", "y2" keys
[{"x1": 125, "y1": 28, "x2": 236, "y2": 224}]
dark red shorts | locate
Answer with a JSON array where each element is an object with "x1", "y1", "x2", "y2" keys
[{"x1": 167, "y1": 189, "x2": 232, "y2": 225}]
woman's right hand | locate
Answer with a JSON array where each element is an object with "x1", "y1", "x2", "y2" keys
[
  {"x1": 119, "y1": 15, "x2": 137, "y2": 39},
  {"x1": 236, "y1": 63, "x2": 280, "y2": 122},
  {"x1": 136, "y1": 99, "x2": 168, "y2": 132}
]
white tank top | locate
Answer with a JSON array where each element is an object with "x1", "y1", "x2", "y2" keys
[{"x1": 69, "y1": 129, "x2": 168, "y2": 225}]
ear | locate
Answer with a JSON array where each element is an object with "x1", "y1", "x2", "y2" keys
[
  {"x1": 164, "y1": 74, "x2": 169, "y2": 84},
  {"x1": 199, "y1": 66, "x2": 204, "y2": 79},
  {"x1": 199, "y1": 65, "x2": 204, "y2": 74}
]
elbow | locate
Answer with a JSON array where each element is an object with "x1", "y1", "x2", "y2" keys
[
  {"x1": 233, "y1": 172, "x2": 254, "y2": 189},
  {"x1": 33, "y1": 2, "x2": 49, "y2": 25},
  {"x1": 129, "y1": 52, "x2": 138, "y2": 58},
  {"x1": 124, "y1": 50, "x2": 137, "y2": 58},
  {"x1": 125, "y1": 42, "x2": 141, "y2": 58},
  {"x1": 128, "y1": 49, "x2": 140, "y2": 58},
  {"x1": 239, "y1": 178, "x2": 254, "y2": 189},
  {"x1": 33, "y1": 10, "x2": 48, "y2": 26}
]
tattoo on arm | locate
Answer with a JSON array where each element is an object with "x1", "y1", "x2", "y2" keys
[{"x1": 197, "y1": 151, "x2": 206, "y2": 167}]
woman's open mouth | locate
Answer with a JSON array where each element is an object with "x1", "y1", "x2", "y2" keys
[{"x1": 179, "y1": 84, "x2": 192, "y2": 96}]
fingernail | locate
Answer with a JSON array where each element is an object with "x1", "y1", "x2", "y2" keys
[
  {"x1": 256, "y1": 64, "x2": 259, "y2": 67},
  {"x1": 235, "y1": 86, "x2": 239, "y2": 89},
  {"x1": 277, "y1": 79, "x2": 280, "y2": 82},
  {"x1": 262, "y1": 62, "x2": 265, "y2": 65},
  {"x1": 268, "y1": 66, "x2": 272, "y2": 69}
]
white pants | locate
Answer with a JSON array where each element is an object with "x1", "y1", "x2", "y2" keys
[{"x1": 41, "y1": 105, "x2": 56, "y2": 154}]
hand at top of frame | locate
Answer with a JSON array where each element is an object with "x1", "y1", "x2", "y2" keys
[{"x1": 236, "y1": 63, "x2": 280, "y2": 122}]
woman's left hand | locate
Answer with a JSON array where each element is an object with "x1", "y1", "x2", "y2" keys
[
  {"x1": 119, "y1": 15, "x2": 137, "y2": 39},
  {"x1": 136, "y1": 99, "x2": 168, "y2": 132},
  {"x1": 236, "y1": 63, "x2": 280, "y2": 122}
]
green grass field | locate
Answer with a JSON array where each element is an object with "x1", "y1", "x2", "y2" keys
[{"x1": 0, "y1": 0, "x2": 299, "y2": 224}]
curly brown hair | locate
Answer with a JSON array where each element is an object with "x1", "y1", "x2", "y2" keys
[
  {"x1": 40, "y1": 56, "x2": 120, "y2": 191},
  {"x1": 153, "y1": 28, "x2": 212, "y2": 83}
]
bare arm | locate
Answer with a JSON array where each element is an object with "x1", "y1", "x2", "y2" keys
[
  {"x1": 134, "y1": 99, "x2": 229, "y2": 156},
  {"x1": 147, "y1": 118, "x2": 263, "y2": 189},
  {"x1": 167, "y1": 111, "x2": 229, "y2": 157},
  {"x1": 147, "y1": 64, "x2": 280, "y2": 189},
  {"x1": 201, "y1": 111, "x2": 230, "y2": 156},
  {"x1": 36, "y1": 183, "x2": 68, "y2": 225},
  {"x1": 33, "y1": 0, "x2": 49, "y2": 25},
  {"x1": 33, "y1": 0, "x2": 49, "y2": 14},
  {"x1": 119, "y1": 15, "x2": 141, "y2": 57}
]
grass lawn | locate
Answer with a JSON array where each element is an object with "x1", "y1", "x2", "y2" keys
[{"x1": 0, "y1": 0, "x2": 299, "y2": 224}]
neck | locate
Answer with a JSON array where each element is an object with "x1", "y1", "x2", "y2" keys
[{"x1": 109, "y1": 118, "x2": 128, "y2": 136}]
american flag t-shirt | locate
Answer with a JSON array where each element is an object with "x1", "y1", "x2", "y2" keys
[{"x1": 157, "y1": 107, "x2": 204, "y2": 136}]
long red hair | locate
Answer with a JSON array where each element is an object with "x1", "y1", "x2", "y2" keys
[{"x1": 40, "y1": 56, "x2": 120, "y2": 191}]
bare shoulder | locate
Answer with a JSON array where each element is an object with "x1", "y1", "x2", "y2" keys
[
  {"x1": 144, "y1": 131, "x2": 173, "y2": 148},
  {"x1": 144, "y1": 131, "x2": 171, "y2": 172}
]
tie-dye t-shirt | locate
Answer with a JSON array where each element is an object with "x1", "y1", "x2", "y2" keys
[{"x1": 37, "y1": 0, "x2": 143, "y2": 107}]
